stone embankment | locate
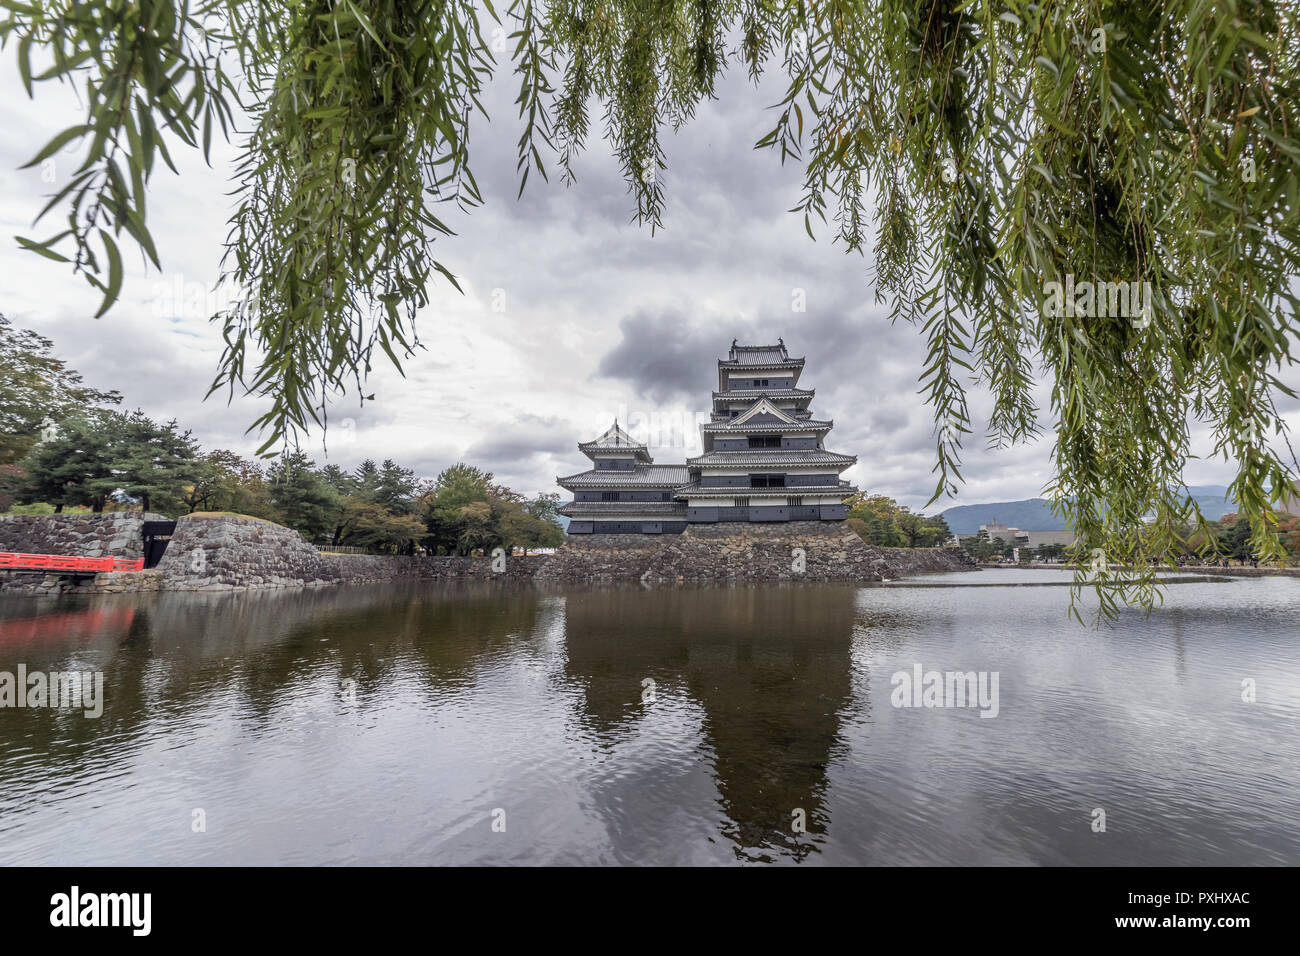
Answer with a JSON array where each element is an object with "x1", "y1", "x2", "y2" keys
[
  {"x1": 535, "y1": 521, "x2": 974, "y2": 586},
  {"x1": 977, "y1": 562, "x2": 1300, "y2": 578},
  {"x1": 2, "y1": 513, "x2": 542, "y2": 594},
  {"x1": 2, "y1": 513, "x2": 972, "y2": 595},
  {"x1": 149, "y1": 513, "x2": 541, "y2": 592},
  {"x1": 1174, "y1": 565, "x2": 1300, "y2": 578}
]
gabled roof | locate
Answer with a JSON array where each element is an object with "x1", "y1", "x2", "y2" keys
[
  {"x1": 702, "y1": 396, "x2": 831, "y2": 435},
  {"x1": 577, "y1": 421, "x2": 653, "y2": 462},
  {"x1": 731, "y1": 397, "x2": 799, "y2": 426}
]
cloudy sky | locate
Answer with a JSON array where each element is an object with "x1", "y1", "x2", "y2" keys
[{"x1": 2, "y1": 35, "x2": 1295, "y2": 512}]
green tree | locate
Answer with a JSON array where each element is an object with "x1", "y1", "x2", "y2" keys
[
  {"x1": 1277, "y1": 514, "x2": 1300, "y2": 560},
  {"x1": 847, "y1": 493, "x2": 950, "y2": 548},
  {"x1": 1038, "y1": 543, "x2": 1068, "y2": 563},
  {"x1": 895, "y1": 510, "x2": 926, "y2": 548},
  {"x1": 318, "y1": 463, "x2": 359, "y2": 497},
  {"x1": 0, "y1": 463, "x2": 24, "y2": 512},
  {"x1": 0, "y1": 314, "x2": 120, "y2": 463},
  {"x1": 319, "y1": 458, "x2": 422, "y2": 547},
  {"x1": 1218, "y1": 514, "x2": 1256, "y2": 564},
  {"x1": 183, "y1": 449, "x2": 280, "y2": 519},
  {"x1": 18, "y1": 409, "x2": 203, "y2": 514},
  {"x1": 93, "y1": 410, "x2": 203, "y2": 513},
  {"x1": 7, "y1": 3, "x2": 1298, "y2": 613},
  {"x1": 425, "y1": 463, "x2": 493, "y2": 554},
  {"x1": 523, "y1": 493, "x2": 566, "y2": 551},
  {"x1": 370, "y1": 459, "x2": 419, "y2": 514},
  {"x1": 331, "y1": 498, "x2": 425, "y2": 553},
  {"x1": 266, "y1": 453, "x2": 337, "y2": 540},
  {"x1": 920, "y1": 514, "x2": 952, "y2": 548},
  {"x1": 455, "y1": 500, "x2": 495, "y2": 556},
  {"x1": 352, "y1": 460, "x2": 381, "y2": 496},
  {"x1": 17, "y1": 412, "x2": 118, "y2": 511},
  {"x1": 846, "y1": 493, "x2": 906, "y2": 547}
]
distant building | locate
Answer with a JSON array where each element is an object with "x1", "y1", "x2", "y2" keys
[
  {"x1": 558, "y1": 340, "x2": 859, "y2": 534},
  {"x1": 977, "y1": 521, "x2": 1076, "y2": 549}
]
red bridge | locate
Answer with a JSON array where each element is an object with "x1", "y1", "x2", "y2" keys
[{"x1": 0, "y1": 552, "x2": 145, "y2": 574}]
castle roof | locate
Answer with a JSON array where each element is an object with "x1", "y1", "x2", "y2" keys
[
  {"x1": 724, "y1": 342, "x2": 791, "y2": 364},
  {"x1": 717, "y1": 341, "x2": 805, "y2": 389},
  {"x1": 700, "y1": 416, "x2": 832, "y2": 434},
  {"x1": 556, "y1": 463, "x2": 689, "y2": 489},
  {"x1": 558, "y1": 501, "x2": 688, "y2": 517},
  {"x1": 676, "y1": 480, "x2": 857, "y2": 498},
  {"x1": 686, "y1": 450, "x2": 856, "y2": 468},
  {"x1": 712, "y1": 387, "x2": 814, "y2": 403},
  {"x1": 577, "y1": 421, "x2": 653, "y2": 462},
  {"x1": 719, "y1": 340, "x2": 805, "y2": 365}
]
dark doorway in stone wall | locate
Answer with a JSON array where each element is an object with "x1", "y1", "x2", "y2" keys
[{"x1": 141, "y1": 521, "x2": 176, "y2": 568}]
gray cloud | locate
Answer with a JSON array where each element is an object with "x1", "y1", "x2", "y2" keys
[
  {"x1": 595, "y1": 309, "x2": 755, "y2": 402},
  {"x1": 464, "y1": 414, "x2": 573, "y2": 462}
]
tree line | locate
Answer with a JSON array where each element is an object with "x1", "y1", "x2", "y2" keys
[
  {"x1": 0, "y1": 315, "x2": 563, "y2": 555},
  {"x1": 960, "y1": 513, "x2": 1300, "y2": 565}
]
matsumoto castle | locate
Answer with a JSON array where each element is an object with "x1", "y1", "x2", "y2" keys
[{"x1": 558, "y1": 340, "x2": 859, "y2": 534}]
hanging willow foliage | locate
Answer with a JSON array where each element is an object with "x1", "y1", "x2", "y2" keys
[{"x1": 2, "y1": 0, "x2": 1298, "y2": 617}]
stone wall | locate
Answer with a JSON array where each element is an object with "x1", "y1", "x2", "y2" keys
[
  {"x1": 318, "y1": 553, "x2": 543, "y2": 587},
  {"x1": 536, "y1": 521, "x2": 975, "y2": 586},
  {"x1": 0, "y1": 512, "x2": 168, "y2": 559},
  {"x1": 155, "y1": 513, "x2": 330, "y2": 590},
  {"x1": 153, "y1": 514, "x2": 543, "y2": 591},
  {"x1": 2, "y1": 513, "x2": 972, "y2": 595}
]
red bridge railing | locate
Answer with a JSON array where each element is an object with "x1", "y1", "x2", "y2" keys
[{"x1": 0, "y1": 553, "x2": 145, "y2": 573}]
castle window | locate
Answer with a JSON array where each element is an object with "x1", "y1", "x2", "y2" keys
[
  {"x1": 748, "y1": 435, "x2": 780, "y2": 448},
  {"x1": 788, "y1": 496, "x2": 804, "y2": 507},
  {"x1": 601, "y1": 491, "x2": 619, "y2": 501},
  {"x1": 749, "y1": 474, "x2": 785, "y2": 488}
]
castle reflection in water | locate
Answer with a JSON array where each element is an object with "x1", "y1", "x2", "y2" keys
[{"x1": 0, "y1": 583, "x2": 863, "y2": 863}]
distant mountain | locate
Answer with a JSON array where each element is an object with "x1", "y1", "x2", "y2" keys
[
  {"x1": 939, "y1": 486, "x2": 1235, "y2": 535},
  {"x1": 1184, "y1": 485, "x2": 1239, "y2": 521}
]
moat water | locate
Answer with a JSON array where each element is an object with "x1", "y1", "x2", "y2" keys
[{"x1": 1, "y1": 570, "x2": 1297, "y2": 865}]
